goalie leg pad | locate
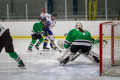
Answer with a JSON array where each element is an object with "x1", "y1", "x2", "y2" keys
[
  {"x1": 81, "y1": 51, "x2": 99, "y2": 63},
  {"x1": 57, "y1": 50, "x2": 75, "y2": 64},
  {"x1": 57, "y1": 47, "x2": 70, "y2": 61}
]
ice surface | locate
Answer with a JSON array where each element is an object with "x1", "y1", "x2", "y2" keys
[{"x1": 0, "y1": 39, "x2": 120, "y2": 80}]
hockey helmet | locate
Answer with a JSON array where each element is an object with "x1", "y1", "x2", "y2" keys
[
  {"x1": 41, "y1": 17, "x2": 46, "y2": 22},
  {"x1": 42, "y1": 8, "x2": 45, "y2": 12},
  {"x1": 52, "y1": 12, "x2": 57, "y2": 17},
  {"x1": 75, "y1": 22, "x2": 83, "y2": 29}
]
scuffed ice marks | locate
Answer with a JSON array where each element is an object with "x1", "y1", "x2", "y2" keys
[{"x1": 39, "y1": 65, "x2": 99, "y2": 76}]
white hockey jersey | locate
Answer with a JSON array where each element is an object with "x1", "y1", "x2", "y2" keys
[
  {"x1": 40, "y1": 12, "x2": 46, "y2": 18},
  {"x1": 0, "y1": 24, "x2": 8, "y2": 37},
  {"x1": 41, "y1": 13, "x2": 56, "y2": 29}
]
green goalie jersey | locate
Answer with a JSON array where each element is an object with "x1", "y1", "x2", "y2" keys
[
  {"x1": 64, "y1": 29, "x2": 93, "y2": 49},
  {"x1": 31, "y1": 21, "x2": 45, "y2": 34}
]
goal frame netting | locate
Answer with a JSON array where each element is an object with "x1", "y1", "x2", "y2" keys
[{"x1": 99, "y1": 21, "x2": 120, "y2": 76}]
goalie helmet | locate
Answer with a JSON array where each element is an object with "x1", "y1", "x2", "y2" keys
[{"x1": 75, "y1": 22, "x2": 83, "y2": 29}]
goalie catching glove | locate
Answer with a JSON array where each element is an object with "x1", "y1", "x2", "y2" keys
[{"x1": 57, "y1": 40, "x2": 65, "y2": 49}]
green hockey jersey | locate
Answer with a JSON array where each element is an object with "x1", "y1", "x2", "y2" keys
[
  {"x1": 64, "y1": 29, "x2": 93, "y2": 49},
  {"x1": 31, "y1": 21, "x2": 45, "y2": 34},
  {"x1": 0, "y1": 24, "x2": 8, "y2": 37}
]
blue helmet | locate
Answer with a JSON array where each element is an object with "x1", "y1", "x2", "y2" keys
[{"x1": 46, "y1": 21, "x2": 51, "y2": 26}]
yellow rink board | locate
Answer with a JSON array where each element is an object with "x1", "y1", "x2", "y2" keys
[{"x1": 12, "y1": 36, "x2": 99, "y2": 39}]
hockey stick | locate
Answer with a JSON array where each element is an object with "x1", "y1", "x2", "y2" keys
[
  {"x1": 46, "y1": 32, "x2": 62, "y2": 52},
  {"x1": 64, "y1": 33, "x2": 67, "y2": 37},
  {"x1": 44, "y1": 26, "x2": 61, "y2": 52},
  {"x1": 103, "y1": 40, "x2": 107, "y2": 44},
  {"x1": 95, "y1": 34, "x2": 107, "y2": 44},
  {"x1": 71, "y1": 53, "x2": 81, "y2": 61},
  {"x1": 95, "y1": 34, "x2": 104, "y2": 41}
]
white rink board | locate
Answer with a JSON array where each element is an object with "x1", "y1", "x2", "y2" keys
[{"x1": 0, "y1": 21, "x2": 114, "y2": 37}]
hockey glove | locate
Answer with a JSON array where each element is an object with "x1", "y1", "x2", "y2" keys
[
  {"x1": 91, "y1": 38, "x2": 99, "y2": 44},
  {"x1": 43, "y1": 32, "x2": 48, "y2": 36}
]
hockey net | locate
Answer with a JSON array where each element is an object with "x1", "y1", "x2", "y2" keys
[{"x1": 99, "y1": 21, "x2": 120, "y2": 76}]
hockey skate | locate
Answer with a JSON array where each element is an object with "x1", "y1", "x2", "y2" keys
[
  {"x1": 34, "y1": 45, "x2": 39, "y2": 50},
  {"x1": 93, "y1": 55, "x2": 99, "y2": 63},
  {"x1": 43, "y1": 46, "x2": 50, "y2": 50},
  {"x1": 18, "y1": 60, "x2": 26, "y2": 69},
  {"x1": 57, "y1": 58, "x2": 65, "y2": 65},
  {"x1": 27, "y1": 48, "x2": 33, "y2": 52},
  {"x1": 57, "y1": 57, "x2": 69, "y2": 65}
]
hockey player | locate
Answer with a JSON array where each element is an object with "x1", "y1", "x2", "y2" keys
[
  {"x1": 57, "y1": 38, "x2": 99, "y2": 64},
  {"x1": 41, "y1": 12, "x2": 57, "y2": 50},
  {"x1": 27, "y1": 17, "x2": 46, "y2": 52},
  {"x1": 57, "y1": 22, "x2": 99, "y2": 65},
  {"x1": 39, "y1": 8, "x2": 46, "y2": 20},
  {"x1": 0, "y1": 24, "x2": 25, "y2": 68}
]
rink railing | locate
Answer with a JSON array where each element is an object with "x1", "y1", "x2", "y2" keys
[{"x1": 2, "y1": 0, "x2": 115, "y2": 21}]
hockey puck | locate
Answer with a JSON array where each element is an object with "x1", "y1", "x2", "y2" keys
[{"x1": 40, "y1": 53, "x2": 42, "y2": 54}]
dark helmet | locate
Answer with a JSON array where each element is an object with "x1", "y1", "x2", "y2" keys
[
  {"x1": 41, "y1": 17, "x2": 46, "y2": 22},
  {"x1": 52, "y1": 12, "x2": 57, "y2": 17}
]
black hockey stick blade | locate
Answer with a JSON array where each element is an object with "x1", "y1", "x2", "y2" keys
[
  {"x1": 103, "y1": 40, "x2": 107, "y2": 44},
  {"x1": 52, "y1": 42, "x2": 61, "y2": 52},
  {"x1": 47, "y1": 33, "x2": 62, "y2": 52},
  {"x1": 53, "y1": 43, "x2": 62, "y2": 52},
  {"x1": 64, "y1": 33, "x2": 67, "y2": 37},
  {"x1": 71, "y1": 53, "x2": 81, "y2": 61}
]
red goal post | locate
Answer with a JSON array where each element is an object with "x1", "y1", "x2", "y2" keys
[{"x1": 99, "y1": 21, "x2": 120, "y2": 76}]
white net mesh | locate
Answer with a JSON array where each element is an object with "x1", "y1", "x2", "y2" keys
[{"x1": 100, "y1": 22, "x2": 120, "y2": 76}]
